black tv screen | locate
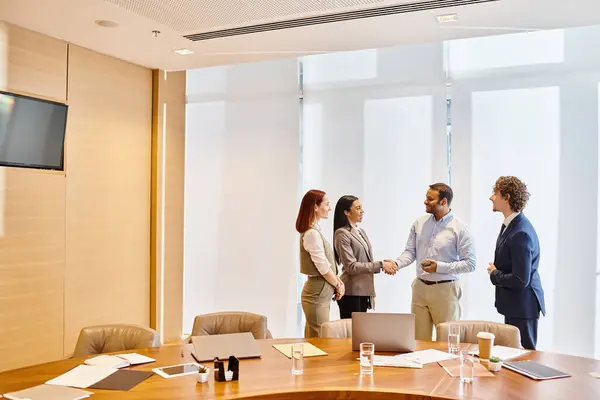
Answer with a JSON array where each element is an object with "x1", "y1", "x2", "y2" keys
[{"x1": 0, "y1": 90, "x2": 68, "y2": 171}]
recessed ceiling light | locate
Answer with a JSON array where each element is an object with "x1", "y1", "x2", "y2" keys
[
  {"x1": 95, "y1": 20, "x2": 119, "y2": 28},
  {"x1": 436, "y1": 13, "x2": 459, "y2": 23},
  {"x1": 173, "y1": 49, "x2": 194, "y2": 55}
]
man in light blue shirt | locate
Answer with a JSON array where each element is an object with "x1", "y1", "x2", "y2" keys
[{"x1": 389, "y1": 183, "x2": 476, "y2": 340}]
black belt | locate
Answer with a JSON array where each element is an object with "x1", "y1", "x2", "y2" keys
[{"x1": 418, "y1": 278, "x2": 455, "y2": 286}]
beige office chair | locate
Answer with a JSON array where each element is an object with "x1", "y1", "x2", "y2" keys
[
  {"x1": 72, "y1": 324, "x2": 160, "y2": 357},
  {"x1": 436, "y1": 320, "x2": 522, "y2": 348},
  {"x1": 320, "y1": 319, "x2": 352, "y2": 338},
  {"x1": 191, "y1": 312, "x2": 273, "y2": 339}
]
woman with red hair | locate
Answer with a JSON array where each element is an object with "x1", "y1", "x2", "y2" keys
[{"x1": 296, "y1": 189, "x2": 345, "y2": 338}]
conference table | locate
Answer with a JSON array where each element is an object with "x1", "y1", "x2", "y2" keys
[{"x1": 1, "y1": 338, "x2": 599, "y2": 399}]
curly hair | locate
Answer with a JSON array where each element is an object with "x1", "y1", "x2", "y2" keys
[{"x1": 493, "y1": 176, "x2": 530, "y2": 212}]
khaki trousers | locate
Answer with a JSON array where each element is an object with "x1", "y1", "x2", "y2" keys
[
  {"x1": 301, "y1": 277, "x2": 335, "y2": 338},
  {"x1": 411, "y1": 278, "x2": 462, "y2": 341}
]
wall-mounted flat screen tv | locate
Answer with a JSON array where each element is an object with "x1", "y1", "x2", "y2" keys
[{"x1": 0, "y1": 90, "x2": 68, "y2": 171}]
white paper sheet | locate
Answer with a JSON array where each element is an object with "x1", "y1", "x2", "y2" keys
[
  {"x1": 118, "y1": 353, "x2": 156, "y2": 365},
  {"x1": 356, "y1": 350, "x2": 454, "y2": 368},
  {"x1": 371, "y1": 355, "x2": 423, "y2": 368},
  {"x1": 396, "y1": 349, "x2": 458, "y2": 365},
  {"x1": 46, "y1": 365, "x2": 117, "y2": 388},
  {"x1": 84, "y1": 355, "x2": 129, "y2": 369},
  {"x1": 3, "y1": 384, "x2": 93, "y2": 400},
  {"x1": 272, "y1": 343, "x2": 327, "y2": 358},
  {"x1": 469, "y1": 345, "x2": 530, "y2": 361}
]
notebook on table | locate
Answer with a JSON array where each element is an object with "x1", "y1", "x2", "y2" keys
[
  {"x1": 84, "y1": 353, "x2": 155, "y2": 369},
  {"x1": 503, "y1": 360, "x2": 571, "y2": 380}
]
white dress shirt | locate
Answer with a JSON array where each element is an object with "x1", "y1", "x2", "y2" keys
[
  {"x1": 302, "y1": 224, "x2": 333, "y2": 275},
  {"x1": 504, "y1": 212, "x2": 520, "y2": 228},
  {"x1": 395, "y1": 212, "x2": 476, "y2": 282}
]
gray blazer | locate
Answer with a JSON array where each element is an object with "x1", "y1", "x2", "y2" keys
[{"x1": 333, "y1": 225, "x2": 382, "y2": 297}]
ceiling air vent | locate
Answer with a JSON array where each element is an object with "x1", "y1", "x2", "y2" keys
[{"x1": 183, "y1": 0, "x2": 500, "y2": 42}]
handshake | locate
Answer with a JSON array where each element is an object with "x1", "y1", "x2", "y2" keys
[{"x1": 382, "y1": 260, "x2": 399, "y2": 275}]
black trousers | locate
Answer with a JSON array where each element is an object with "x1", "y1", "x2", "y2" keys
[
  {"x1": 505, "y1": 316, "x2": 538, "y2": 350},
  {"x1": 338, "y1": 295, "x2": 370, "y2": 319}
]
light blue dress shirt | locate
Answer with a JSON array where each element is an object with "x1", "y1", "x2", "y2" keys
[{"x1": 395, "y1": 212, "x2": 476, "y2": 282}]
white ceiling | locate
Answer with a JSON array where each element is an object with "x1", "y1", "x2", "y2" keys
[{"x1": 2, "y1": 0, "x2": 600, "y2": 71}]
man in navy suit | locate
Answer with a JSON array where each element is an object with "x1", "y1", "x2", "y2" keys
[{"x1": 487, "y1": 176, "x2": 546, "y2": 350}]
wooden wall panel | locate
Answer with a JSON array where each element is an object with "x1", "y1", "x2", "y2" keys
[
  {"x1": 152, "y1": 71, "x2": 186, "y2": 342},
  {"x1": 0, "y1": 23, "x2": 154, "y2": 370},
  {"x1": 0, "y1": 170, "x2": 65, "y2": 371},
  {"x1": 0, "y1": 26, "x2": 67, "y2": 372},
  {"x1": 7, "y1": 25, "x2": 67, "y2": 102},
  {"x1": 0, "y1": 22, "x2": 6, "y2": 89},
  {"x1": 64, "y1": 45, "x2": 152, "y2": 355}
]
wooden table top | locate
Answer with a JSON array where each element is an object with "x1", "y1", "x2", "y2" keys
[{"x1": 1, "y1": 338, "x2": 599, "y2": 399}]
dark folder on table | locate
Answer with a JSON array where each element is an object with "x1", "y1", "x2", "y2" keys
[{"x1": 89, "y1": 370, "x2": 154, "y2": 390}]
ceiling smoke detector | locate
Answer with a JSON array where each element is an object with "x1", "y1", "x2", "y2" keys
[{"x1": 95, "y1": 20, "x2": 119, "y2": 28}]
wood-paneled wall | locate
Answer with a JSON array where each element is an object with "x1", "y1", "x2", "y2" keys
[
  {"x1": 63, "y1": 45, "x2": 152, "y2": 353},
  {"x1": 151, "y1": 71, "x2": 185, "y2": 343},
  {"x1": 6, "y1": 25, "x2": 67, "y2": 102},
  {"x1": 0, "y1": 24, "x2": 152, "y2": 372},
  {"x1": 0, "y1": 24, "x2": 68, "y2": 372}
]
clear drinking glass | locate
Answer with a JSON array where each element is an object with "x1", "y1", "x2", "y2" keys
[
  {"x1": 460, "y1": 351, "x2": 474, "y2": 384},
  {"x1": 291, "y1": 343, "x2": 304, "y2": 375},
  {"x1": 448, "y1": 323, "x2": 461, "y2": 355},
  {"x1": 360, "y1": 342, "x2": 375, "y2": 375}
]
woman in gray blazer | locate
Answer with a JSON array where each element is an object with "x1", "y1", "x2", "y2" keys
[{"x1": 333, "y1": 195, "x2": 397, "y2": 319}]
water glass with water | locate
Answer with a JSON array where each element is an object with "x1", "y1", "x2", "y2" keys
[
  {"x1": 291, "y1": 343, "x2": 304, "y2": 375},
  {"x1": 360, "y1": 342, "x2": 375, "y2": 375},
  {"x1": 460, "y1": 351, "x2": 474, "y2": 384},
  {"x1": 448, "y1": 323, "x2": 460, "y2": 355}
]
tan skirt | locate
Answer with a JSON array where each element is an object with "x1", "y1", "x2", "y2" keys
[{"x1": 301, "y1": 276, "x2": 335, "y2": 338}]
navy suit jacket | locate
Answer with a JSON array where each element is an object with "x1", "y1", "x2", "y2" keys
[{"x1": 490, "y1": 213, "x2": 546, "y2": 319}]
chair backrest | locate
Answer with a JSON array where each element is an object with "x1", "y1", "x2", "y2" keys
[
  {"x1": 72, "y1": 324, "x2": 160, "y2": 357},
  {"x1": 320, "y1": 319, "x2": 352, "y2": 338},
  {"x1": 436, "y1": 320, "x2": 522, "y2": 348},
  {"x1": 191, "y1": 312, "x2": 273, "y2": 339}
]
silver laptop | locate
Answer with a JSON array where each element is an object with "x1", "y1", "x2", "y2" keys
[
  {"x1": 191, "y1": 332, "x2": 262, "y2": 362},
  {"x1": 352, "y1": 312, "x2": 415, "y2": 353}
]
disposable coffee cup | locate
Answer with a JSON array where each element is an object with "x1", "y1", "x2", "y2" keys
[{"x1": 477, "y1": 332, "x2": 495, "y2": 360}]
